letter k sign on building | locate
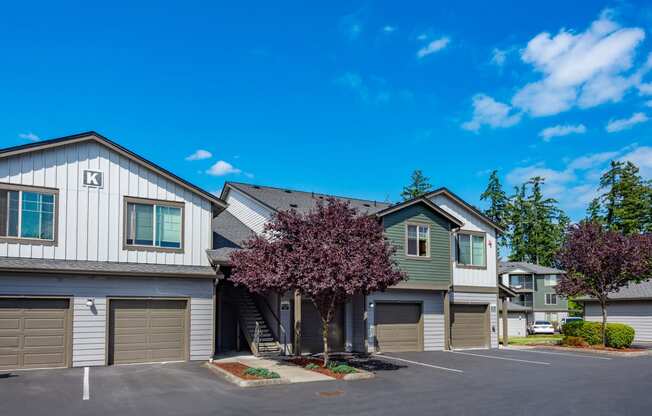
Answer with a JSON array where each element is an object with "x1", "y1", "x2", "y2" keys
[{"x1": 83, "y1": 170, "x2": 103, "y2": 188}]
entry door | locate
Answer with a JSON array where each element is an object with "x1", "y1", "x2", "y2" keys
[
  {"x1": 451, "y1": 304, "x2": 488, "y2": 349},
  {"x1": 300, "y1": 301, "x2": 345, "y2": 354},
  {"x1": 0, "y1": 298, "x2": 71, "y2": 370},
  {"x1": 109, "y1": 299, "x2": 187, "y2": 365}
]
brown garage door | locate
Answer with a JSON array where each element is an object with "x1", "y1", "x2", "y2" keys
[
  {"x1": 109, "y1": 299, "x2": 187, "y2": 365},
  {"x1": 451, "y1": 304, "x2": 488, "y2": 349},
  {"x1": 375, "y1": 303, "x2": 423, "y2": 352},
  {"x1": 0, "y1": 298, "x2": 71, "y2": 370},
  {"x1": 300, "y1": 301, "x2": 345, "y2": 354}
]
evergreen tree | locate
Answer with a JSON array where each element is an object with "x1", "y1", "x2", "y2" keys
[
  {"x1": 401, "y1": 170, "x2": 432, "y2": 201},
  {"x1": 586, "y1": 198, "x2": 603, "y2": 224},
  {"x1": 597, "y1": 161, "x2": 649, "y2": 235},
  {"x1": 508, "y1": 185, "x2": 528, "y2": 262},
  {"x1": 480, "y1": 170, "x2": 509, "y2": 248}
]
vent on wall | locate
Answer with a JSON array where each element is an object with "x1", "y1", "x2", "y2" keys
[{"x1": 289, "y1": 203, "x2": 298, "y2": 208}]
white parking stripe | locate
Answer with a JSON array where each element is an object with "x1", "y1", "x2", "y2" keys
[
  {"x1": 377, "y1": 354, "x2": 464, "y2": 374},
  {"x1": 503, "y1": 348, "x2": 612, "y2": 360},
  {"x1": 83, "y1": 367, "x2": 90, "y2": 401},
  {"x1": 450, "y1": 351, "x2": 550, "y2": 365}
]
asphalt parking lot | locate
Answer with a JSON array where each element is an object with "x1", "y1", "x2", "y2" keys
[{"x1": 2, "y1": 348, "x2": 652, "y2": 416}]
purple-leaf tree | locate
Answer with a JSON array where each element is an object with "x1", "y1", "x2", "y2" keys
[
  {"x1": 230, "y1": 198, "x2": 405, "y2": 365},
  {"x1": 556, "y1": 221, "x2": 652, "y2": 345}
]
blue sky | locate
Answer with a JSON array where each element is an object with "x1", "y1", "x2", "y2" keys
[{"x1": 1, "y1": 1, "x2": 652, "y2": 220}]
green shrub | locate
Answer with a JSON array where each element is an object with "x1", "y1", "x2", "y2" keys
[
  {"x1": 605, "y1": 323, "x2": 635, "y2": 349},
  {"x1": 305, "y1": 363, "x2": 320, "y2": 370},
  {"x1": 243, "y1": 367, "x2": 280, "y2": 379},
  {"x1": 561, "y1": 336, "x2": 588, "y2": 347},
  {"x1": 327, "y1": 363, "x2": 357, "y2": 374},
  {"x1": 575, "y1": 321, "x2": 603, "y2": 345},
  {"x1": 561, "y1": 320, "x2": 584, "y2": 336}
]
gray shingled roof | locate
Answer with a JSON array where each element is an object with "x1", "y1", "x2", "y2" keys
[
  {"x1": 226, "y1": 182, "x2": 391, "y2": 215},
  {"x1": 207, "y1": 211, "x2": 256, "y2": 265},
  {"x1": 0, "y1": 257, "x2": 216, "y2": 278},
  {"x1": 506, "y1": 302, "x2": 532, "y2": 312},
  {"x1": 578, "y1": 280, "x2": 652, "y2": 302},
  {"x1": 499, "y1": 261, "x2": 565, "y2": 275}
]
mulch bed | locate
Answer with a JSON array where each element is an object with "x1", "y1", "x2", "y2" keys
[
  {"x1": 527, "y1": 344, "x2": 648, "y2": 353},
  {"x1": 286, "y1": 357, "x2": 351, "y2": 380},
  {"x1": 212, "y1": 362, "x2": 265, "y2": 380}
]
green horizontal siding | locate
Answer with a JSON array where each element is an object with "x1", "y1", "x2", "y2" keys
[
  {"x1": 533, "y1": 275, "x2": 568, "y2": 310},
  {"x1": 383, "y1": 204, "x2": 451, "y2": 285}
]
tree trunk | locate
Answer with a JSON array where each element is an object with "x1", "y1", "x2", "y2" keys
[
  {"x1": 600, "y1": 299, "x2": 607, "y2": 347},
  {"x1": 322, "y1": 318, "x2": 330, "y2": 367}
]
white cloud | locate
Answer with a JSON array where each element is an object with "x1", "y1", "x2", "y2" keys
[
  {"x1": 467, "y1": 11, "x2": 651, "y2": 130},
  {"x1": 620, "y1": 146, "x2": 652, "y2": 177},
  {"x1": 416, "y1": 33, "x2": 428, "y2": 41},
  {"x1": 18, "y1": 132, "x2": 40, "y2": 142},
  {"x1": 645, "y1": 100, "x2": 652, "y2": 107},
  {"x1": 416, "y1": 37, "x2": 450, "y2": 58},
  {"x1": 539, "y1": 124, "x2": 587, "y2": 141},
  {"x1": 382, "y1": 25, "x2": 396, "y2": 33},
  {"x1": 461, "y1": 94, "x2": 522, "y2": 132},
  {"x1": 512, "y1": 10, "x2": 647, "y2": 116},
  {"x1": 605, "y1": 112, "x2": 649, "y2": 132},
  {"x1": 206, "y1": 160, "x2": 241, "y2": 176},
  {"x1": 505, "y1": 144, "x2": 652, "y2": 218},
  {"x1": 490, "y1": 48, "x2": 509, "y2": 67},
  {"x1": 185, "y1": 149, "x2": 212, "y2": 161}
]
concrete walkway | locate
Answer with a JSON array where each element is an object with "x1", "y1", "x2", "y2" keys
[{"x1": 212, "y1": 355, "x2": 334, "y2": 383}]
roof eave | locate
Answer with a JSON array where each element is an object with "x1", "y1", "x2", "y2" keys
[
  {"x1": 375, "y1": 197, "x2": 464, "y2": 228},
  {"x1": 425, "y1": 187, "x2": 505, "y2": 233}
]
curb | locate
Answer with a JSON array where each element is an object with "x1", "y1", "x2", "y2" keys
[
  {"x1": 507, "y1": 345, "x2": 652, "y2": 357},
  {"x1": 343, "y1": 371, "x2": 375, "y2": 381},
  {"x1": 205, "y1": 363, "x2": 291, "y2": 388}
]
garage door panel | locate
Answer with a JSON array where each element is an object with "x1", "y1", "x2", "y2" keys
[
  {"x1": 451, "y1": 304, "x2": 488, "y2": 349},
  {"x1": 375, "y1": 303, "x2": 422, "y2": 352},
  {"x1": 0, "y1": 298, "x2": 70, "y2": 370},
  {"x1": 0, "y1": 336, "x2": 19, "y2": 348},
  {"x1": 109, "y1": 299, "x2": 187, "y2": 365}
]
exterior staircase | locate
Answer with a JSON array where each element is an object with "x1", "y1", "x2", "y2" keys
[{"x1": 232, "y1": 290, "x2": 283, "y2": 357}]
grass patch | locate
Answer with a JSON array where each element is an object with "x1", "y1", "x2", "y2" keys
[{"x1": 508, "y1": 334, "x2": 562, "y2": 345}]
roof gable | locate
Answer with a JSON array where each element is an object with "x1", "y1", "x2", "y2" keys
[
  {"x1": 375, "y1": 197, "x2": 464, "y2": 228},
  {"x1": 0, "y1": 131, "x2": 226, "y2": 209},
  {"x1": 425, "y1": 187, "x2": 504, "y2": 232}
]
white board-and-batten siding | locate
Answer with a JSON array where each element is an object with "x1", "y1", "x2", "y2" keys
[
  {"x1": 366, "y1": 290, "x2": 445, "y2": 352},
  {"x1": 431, "y1": 194, "x2": 497, "y2": 288},
  {"x1": 0, "y1": 274, "x2": 214, "y2": 366},
  {"x1": 585, "y1": 302, "x2": 652, "y2": 342},
  {"x1": 0, "y1": 140, "x2": 213, "y2": 266}
]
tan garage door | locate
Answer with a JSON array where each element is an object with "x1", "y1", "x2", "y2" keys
[
  {"x1": 109, "y1": 299, "x2": 187, "y2": 365},
  {"x1": 375, "y1": 303, "x2": 423, "y2": 352},
  {"x1": 451, "y1": 304, "x2": 488, "y2": 349},
  {"x1": 300, "y1": 301, "x2": 345, "y2": 354},
  {"x1": 0, "y1": 298, "x2": 71, "y2": 370}
]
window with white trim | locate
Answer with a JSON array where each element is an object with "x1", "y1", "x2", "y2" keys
[
  {"x1": 456, "y1": 232, "x2": 486, "y2": 267},
  {"x1": 544, "y1": 275, "x2": 558, "y2": 287},
  {"x1": 545, "y1": 293, "x2": 558, "y2": 305},
  {"x1": 0, "y1": 188, "x2": 56, "y2": 241},
  {"x1": 406, "y1": 224, "x2": 429, "y2": 257},
  {"x1": 125, "y1": 200, "x2": 183, "y2": 249}
]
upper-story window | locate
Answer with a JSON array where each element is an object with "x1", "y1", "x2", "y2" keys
[
  {"x1": 544, "y1": 275, "x2": 558, "y2": 287},
  {"x1": 124, "y1": 197, "x2": 184, "y2": 251},
  {"x1": 0, "y1": 185, "x2": 56, "y2": 243},
  {"x1": 457, "y1": 232, "x2": 486, "y2": 267},
  {"x1": 545, "y1": 293, "x2": 558, "y2": 305},
  {"x1": 406, "y1": 224, "x2": 429, "y2": 257}
]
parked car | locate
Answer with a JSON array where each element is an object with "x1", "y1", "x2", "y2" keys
[
  {"x1": 528, "y1": 320, "x2": 555, "y2": 335},
  {"x1": 560, "y1": 317, "x2": 583, "y2": 334}
]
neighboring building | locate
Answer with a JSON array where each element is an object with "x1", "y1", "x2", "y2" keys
[
  {"x1": 0, "y1": 132, "x2": 225, "y2": 370},
  {"x1": 210, "y1": 182, "x2": 503, "y2": 355},
  {"x1": 579, "y1": 280, "x2": 652, "y2": 342},
  {"x1": 498, "y1": 262, "x2": 568, "y2": 335}
]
